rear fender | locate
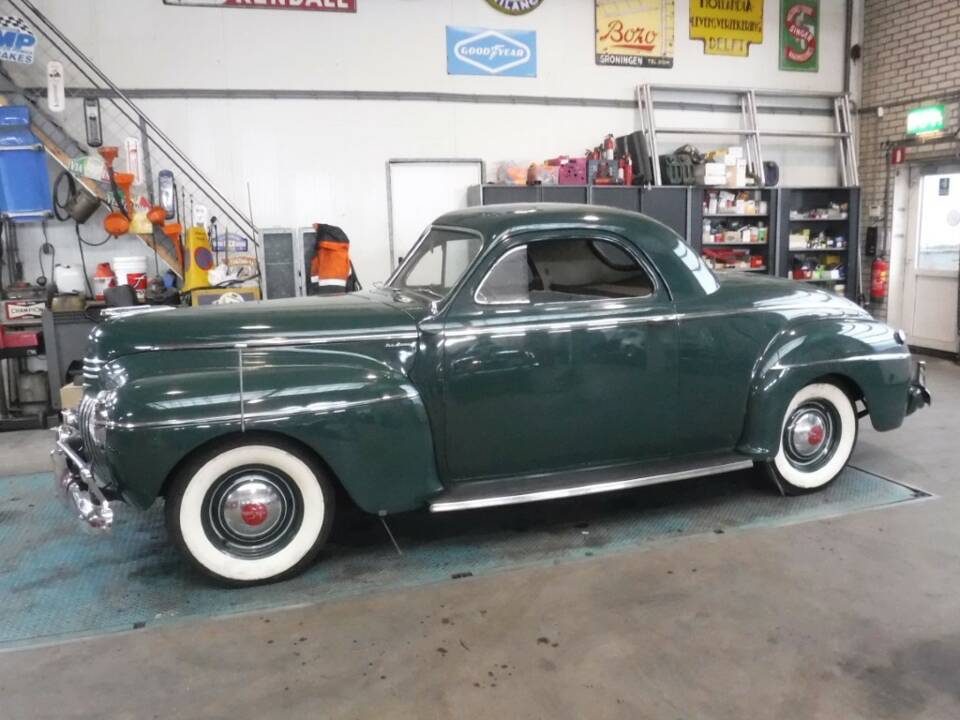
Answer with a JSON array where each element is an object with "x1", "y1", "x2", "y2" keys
[{"x1": 737, "y1": 318, "x2": 912, "y2": 457}]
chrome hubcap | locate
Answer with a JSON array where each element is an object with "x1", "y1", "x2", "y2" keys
[
  {"x1": 203, "y1": 466, "x2": 302, "y2": 558},
  {"x1": 789, "y1": 410, "x2": 829, "y2": 458},
  {"x1": 783, "y1": 402, "x2": 838, "y2": 470},
  {"x1": 220, "y1": 477, "x2": 285, "y2": 540}
]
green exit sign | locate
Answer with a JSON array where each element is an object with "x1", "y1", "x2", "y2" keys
[{"x1": 906, "y1": 105, "x2": 947, "y2": 136}]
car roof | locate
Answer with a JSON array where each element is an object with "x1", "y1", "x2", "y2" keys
[{"x1": 432, "y1": 202, "x2": 671, "y2": 245}]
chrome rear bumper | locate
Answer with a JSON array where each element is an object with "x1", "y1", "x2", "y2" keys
[
  {"x1": 906, "y1": 360, "x2": 932, "y2": 415},
  {"x1": 51, "y1": 414, "x2": 114, "y2": 531}
]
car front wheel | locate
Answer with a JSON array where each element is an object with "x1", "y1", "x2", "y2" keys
[
  {"x1": 765, "y1": 382, "x2": 858, "y2": 495},
  {"x1": 166, "y1": 438, "x2": 334, "y2": 586}
]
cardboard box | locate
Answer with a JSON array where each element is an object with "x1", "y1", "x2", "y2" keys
[
  {"x1": 559, "y1": 158, "x2": 587, "y2": 185},
  {"x1": 60, "y1": 383, "x2": 83, "y2": 410}
]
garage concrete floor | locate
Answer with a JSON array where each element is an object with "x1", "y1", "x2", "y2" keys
[{"x1": 0, "y1": 357, "x2": 957, "y2": 720}]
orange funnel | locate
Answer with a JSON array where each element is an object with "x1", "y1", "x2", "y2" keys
[
  {"x1": 98, "y1": 146, "x2": 119, "y2": 169},
  {"x1": 113, "y1": 172, "x2": 135, "y2": 215},
  {"x1": 147, "y1": 205, "x2": 167, "y2": 226},
  {"x1": 104, "y1": 211, "x2": 130, "y2": 237},
  {"x1": 162, "y1": 223, "x2": 184, "y2": 268}
]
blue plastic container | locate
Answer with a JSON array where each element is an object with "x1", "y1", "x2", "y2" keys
[{"x1": 0, "y1": 106, "x2": 52, "y2": 222}]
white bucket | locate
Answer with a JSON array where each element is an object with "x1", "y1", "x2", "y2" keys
[
  {"x1": 113, "y1": 256, "x2": 148, "y2": 300},
  {"x1": 53, "y1": 265, "x2": 86, "y2": 296}
]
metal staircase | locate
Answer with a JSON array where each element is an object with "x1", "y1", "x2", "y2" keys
[
  {"x1": 637, "y1": 84, "x2": 859, "y2": 187},
  {"x1": 0, "y1": 0, "x2": 260, "y2": 276}
]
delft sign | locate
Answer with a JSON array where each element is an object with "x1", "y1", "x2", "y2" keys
[{"x1": 446, "y1": 26, "x2": 537, "y2": 77}]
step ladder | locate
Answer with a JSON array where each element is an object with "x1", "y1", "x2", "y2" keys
[
  {"x1": 0, "y1": 0, "x2": 261, "y2": 278},
  {"x1": 637, "y1": 84, "x2": 859, "y2": 188}
]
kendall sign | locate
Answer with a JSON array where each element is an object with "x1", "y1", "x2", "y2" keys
[
  {"x1": 446, "y1": 26, "x2": 537, "y2": 77},
  {"x1": 162, "y1": 0, "x2": 356, "y2": 12}
]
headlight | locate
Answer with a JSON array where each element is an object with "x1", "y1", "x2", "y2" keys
[{"x1": 88, "y1": 390, "x2": 116, "y2": 448}]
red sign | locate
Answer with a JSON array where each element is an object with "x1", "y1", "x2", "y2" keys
[
  {"x1": 165, "y1": 0, "x2": 356, "y2": 12},
  {"x1": 890, "y1": 147, "x2": 906, "y2": 165}
]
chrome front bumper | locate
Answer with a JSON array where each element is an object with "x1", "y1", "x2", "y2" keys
[
  {"x1": 906, "y1": 360, "x2": 932, "y2": 415},
  {"x1": 51, "y1": 412, "x2": 115, "y2": 531}
]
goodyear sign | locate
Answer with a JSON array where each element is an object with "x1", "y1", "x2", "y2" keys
[
  {"x1": 690, "y1": 0, "x2": 763, "y2": 57},
  {"x1": 446, "y1": 26, "x2": 537, "y2": 77},
  {"x1": 0, "y1": 17, "x2": 36, "y2": 64}
]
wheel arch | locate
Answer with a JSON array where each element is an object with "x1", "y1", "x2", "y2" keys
[
  {"x1": 158, "y1": 429, "x2": 358, "y2": 510},
  {"x1": 737, "y1": 315, "x2": 904, "y2": 458}
]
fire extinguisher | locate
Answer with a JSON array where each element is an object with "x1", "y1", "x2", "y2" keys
[{"x1": 871, "y1": 256, "x2": 889, "y2": 305}]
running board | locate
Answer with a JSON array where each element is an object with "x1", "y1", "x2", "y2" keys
[{"x1": 429, "y1": 456, "x2": 755, "y2": 513}]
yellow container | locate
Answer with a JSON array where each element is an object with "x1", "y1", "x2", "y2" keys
[{"x1": 183, "y1": 226, "x2": 214, "y2": 292}]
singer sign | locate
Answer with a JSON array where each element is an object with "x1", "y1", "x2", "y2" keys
[
  {"x1": 780, "y1": 0, "x2": 819, "y2": 71},
  {"x1": 161, "y1": 0, "x2": 356, "y2": 12}
]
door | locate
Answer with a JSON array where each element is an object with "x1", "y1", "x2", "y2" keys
[
  {"x1": 438, "y1": 232, "x2": 678, "y2": 482},
  {"x1": 387, "y1": 160, "x2": 484, "y2": 268},
  {"x1": 902, "y1": 168, "x2": 960, "y2": 353}
]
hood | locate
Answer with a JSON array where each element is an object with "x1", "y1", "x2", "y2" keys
[{"x1": 88, "y1": 290, "x2": 426, "y2": 362}]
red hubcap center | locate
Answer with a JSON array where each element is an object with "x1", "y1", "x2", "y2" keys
[
  {"x1": 240, "y1": 502, "x2": 269, "y2": 526},
  {"x1": 807, "y1": 425, "x2": 825, "y2": 446}
]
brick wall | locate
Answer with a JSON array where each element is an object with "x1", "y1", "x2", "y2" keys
[{"x1": 859, "y1": 0, "x2": 960, "y2": 316}]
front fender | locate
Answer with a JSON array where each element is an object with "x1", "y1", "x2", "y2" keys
[
  {"x1": 103, "y1": 345, "x2": 442, "y2": 514},
  {"x1": 737, "y1": 317, "x2": 912, "y2": 457},
  {"x1": 103, "y1": 349, "x2": 243, "y2": 508},
  {"x1": 239, "y1": 346, "x2": 442, "y2": 513}
]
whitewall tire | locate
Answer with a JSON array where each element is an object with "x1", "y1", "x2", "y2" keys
[
  {"x1": 766, "y1": 382, "x2": 858, "y2": 495},
  {"x1": 166, "y1": 438, "x2": 335, "y2": 585}
]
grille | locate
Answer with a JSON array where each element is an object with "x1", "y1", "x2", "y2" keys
[{"x1": 82, "y1": 357, "x2": 104, "y2": 388}]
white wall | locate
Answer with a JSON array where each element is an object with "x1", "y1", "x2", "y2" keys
[{"x1": 16, "y1": 0, "x2": 854, "y2": 286}]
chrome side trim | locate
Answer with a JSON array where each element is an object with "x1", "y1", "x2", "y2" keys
[
  {"x1": 442, "y1": 306, "x2": 867, "y2": 339},
  {"x1": 770, "y1": 352, "x2": 912, "y2": 370},
  {"x1": 444, "y1": 313, "x2": 678, "y2": 338},
  {"x1": 429, "y1": 459, "x2": 754, "y2": 513},
  {"x1": 105, "y1": 392, "x2": 414, "y2": 430},
  {"x1": 130, "y1": 330, "x2": 420, "y2": 353},
  {"x1": 100, "y1": 305, "x2": 177, "y2": 319},
  {"x1": 238, "y1": 347, "x2": 246, "y2": 433}
]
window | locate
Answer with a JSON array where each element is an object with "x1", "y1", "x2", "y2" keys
[
  {"x1": 917, "y1": 173, "x2": 960, "y2": 272},
  {"x1": 391, "y1": 227, "x2": 483, "y2": 299},
  {"x1": 475, "y1": 238, "x2": 655, "y2": 305}
]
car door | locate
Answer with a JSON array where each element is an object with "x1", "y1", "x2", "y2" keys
[{"x1": 438, "y1": 230, "x2": 678, "y2": 483}]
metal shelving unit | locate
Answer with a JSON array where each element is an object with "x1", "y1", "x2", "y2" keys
[
  {"x1": 776, "y1": 187, "x2": 861, "y2": 302},
  {"x1": 636, "y1": 84, "x2": 859, "y2": 188}
]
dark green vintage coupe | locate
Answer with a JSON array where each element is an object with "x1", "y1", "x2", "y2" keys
[{"x1": 53, "y1": 204, "x2": 930, "y2": 584}]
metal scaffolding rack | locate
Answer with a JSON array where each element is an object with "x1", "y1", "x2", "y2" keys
[{"x1": 637, "y1": 84, "x2": 859, "y2": 188}]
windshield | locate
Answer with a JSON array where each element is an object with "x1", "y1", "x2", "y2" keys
[{"x1": 390, "y1": 227, "x2": 483, "y2": 299}]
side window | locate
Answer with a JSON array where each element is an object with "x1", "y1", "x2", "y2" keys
[
  {"x1": 475, "y1": 246, "x2": 531, "y2": 304},
  {"x1": 476, "y1": 238, "x2": 654, "y2": 305}
]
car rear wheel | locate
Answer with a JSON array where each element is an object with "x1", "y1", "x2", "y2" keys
[
  {"x1": 765, "y1": 382, "x2": 858, "y2": 495},
  {"x1": 166, "y1": 438, "x2": 334, "y2": 586}
]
